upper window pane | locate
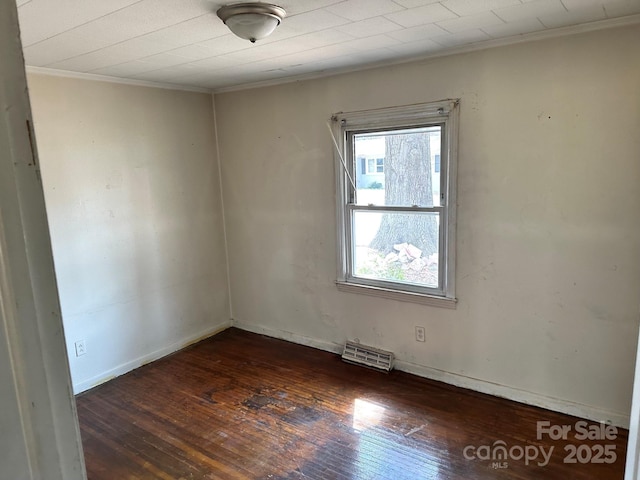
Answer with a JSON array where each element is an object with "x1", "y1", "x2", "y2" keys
[{"x1": 353, "y1": 126, "x2": 441, "y2": 207}]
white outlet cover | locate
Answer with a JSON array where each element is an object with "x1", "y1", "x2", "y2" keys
[{"x1": 75, "y1": 340, "x2": 86, "y2": 356}]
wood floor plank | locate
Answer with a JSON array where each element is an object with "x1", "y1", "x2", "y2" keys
[{"x1": 76, "y1": 328, "x2": 628, "y2": 479}]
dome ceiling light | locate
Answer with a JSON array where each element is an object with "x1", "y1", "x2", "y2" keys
[{"x1": 217, "y1": 3, "x2": 286, "y2": 43}]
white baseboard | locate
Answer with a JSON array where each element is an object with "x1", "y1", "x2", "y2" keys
[
  {"x1": 73, "y1": 320, "x2": 232, "y2": 394},
  {"x1": 233, "y1": 321, "x2": 630, "y2": 429},
  {"x1": 233, "y1": 321, "x2": 344, "y2": 354},
  {"x1": 395, "y1": 359, "x2": 630, "y2": 429}
]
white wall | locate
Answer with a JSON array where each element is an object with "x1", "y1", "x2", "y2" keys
[
  {"x1": 215, "y1": 25, "x2": 640, "y2": 427},
  {"x1": 28, "y1": 75, "x2": 230, "y2": 392}
]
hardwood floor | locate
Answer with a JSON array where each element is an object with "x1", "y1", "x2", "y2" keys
[{"x1": 77, "y1": 328, "x2": 628, "y2": 479}]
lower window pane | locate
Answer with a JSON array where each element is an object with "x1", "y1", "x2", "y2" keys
[{"x1": 353, "y1": 211, "x2": 440, "y2": 289}]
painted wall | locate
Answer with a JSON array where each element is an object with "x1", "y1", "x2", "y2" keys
[
  {"x1": 215, "y1": 25, "x2": 640, "y2": 426},
  {"x1": 28, "y1": 75, "x2": 230, "y2": 392}
]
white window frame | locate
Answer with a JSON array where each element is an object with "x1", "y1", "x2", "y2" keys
[{"x1": 332, "y1": 100, "x2": 459, "y2": 308}]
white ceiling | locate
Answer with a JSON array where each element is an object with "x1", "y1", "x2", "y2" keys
[{"x1": 17, "y1": 0, "x2": 640, "y2": 91}]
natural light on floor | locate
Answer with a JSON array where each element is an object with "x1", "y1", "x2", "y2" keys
[
  {"x1": 353, "y1": 398, "x2": 387, "y2": 431},
  {"x1": 352, "y1": 398, "x2": 442, "y2": 478}
]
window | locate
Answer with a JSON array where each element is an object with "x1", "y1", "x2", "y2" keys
[
  {"x1": 366, "y1": 158, "x2": 384, "y2": 174},
  {"x1": 332, "y1": 100, "x2": 458, "y2": 307}
]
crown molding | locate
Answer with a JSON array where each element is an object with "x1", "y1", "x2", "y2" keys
[
  {"x1": 25, "y1": 66, "x2": 212, "y2": 94},
  {"x1": 212, "y1": 13, "x2": 640, "y2": 94}
]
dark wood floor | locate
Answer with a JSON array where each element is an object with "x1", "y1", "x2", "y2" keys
[{"x1": 76, "y1": 328, "x2": 628, "y2": 479}]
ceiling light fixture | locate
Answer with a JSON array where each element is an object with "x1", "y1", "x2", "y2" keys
[{"x1": 217, "y1": 3, "x2": 286, "y2": 43}]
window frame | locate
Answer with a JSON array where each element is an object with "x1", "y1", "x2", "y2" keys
[{"x1": 332, "y1": 100, "x2": 459, "y2": 308}]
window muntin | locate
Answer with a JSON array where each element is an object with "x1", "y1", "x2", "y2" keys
[{"x1": 334, "y1": 100, "x2": 458, "y2": 303}]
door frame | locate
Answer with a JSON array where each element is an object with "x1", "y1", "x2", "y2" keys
[{"x1": 0, "y1": 1, "x2": 85, "y2": 478}]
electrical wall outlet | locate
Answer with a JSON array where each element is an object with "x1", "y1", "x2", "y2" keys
[
  {"x1": 75, "y1": 340, "x2": 87, "y2": 357},
  {"x1": 415, "y1": 326, "x2": 425, "y2": 342}
]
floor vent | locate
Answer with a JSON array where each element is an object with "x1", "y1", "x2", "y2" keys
[{"x1": 342, "y1": 341, "x2": 394, "y2": 372}]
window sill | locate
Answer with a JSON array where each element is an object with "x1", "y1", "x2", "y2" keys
[{"x1": 336, "y1": 281, "x2": 457, "y2": 309}]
